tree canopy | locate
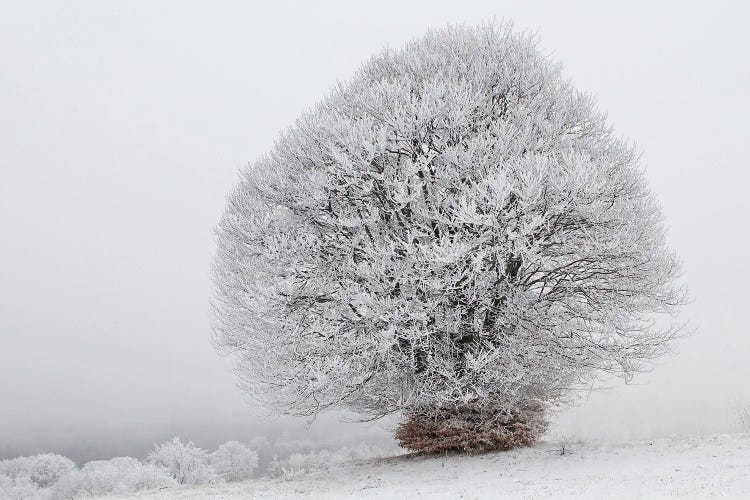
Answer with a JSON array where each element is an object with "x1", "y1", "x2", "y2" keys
[{"x1": 212, "y1": 24, "x2": 685, "y2": 441}]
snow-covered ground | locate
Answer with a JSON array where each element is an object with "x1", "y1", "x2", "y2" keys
[{"x1": 107, "y1": 433, "x2": 750, "y2": 499}]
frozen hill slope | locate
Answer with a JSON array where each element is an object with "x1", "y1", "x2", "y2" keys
[{"x1": 109, "y1": 433, "x2": 750, "y2": 499}]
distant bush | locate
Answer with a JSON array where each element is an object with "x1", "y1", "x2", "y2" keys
[
  {"x1": 547, "y1": 432, "x2": 575, "y2": 456},
  {"x1": 0, "y1": 456, "x2": 34, "y2": 479},
  {"x1": 0, "y1": 435, "x2": 398, "y2": 494},
  {"x1": 0, "y1": 473, "x2": 39, "y2": 500},
  {"x1": 29, "y1": 453, "x2": 76, "y2": 488},
  {"x1": 148, "y1": 437, "x2": 219, "y2": 485},
  {"x1": 0, "y1": 453, "x2": 75, "y2": 489},
  {"x1": 50, "y1": 456, "x2": 177, "y2": 499},
  {"x1": 210, "y1": 441, "x2": 258, "y2": 482},
  {"x1": 269, "y1": 442, "x2": 394, "y2": 477}
]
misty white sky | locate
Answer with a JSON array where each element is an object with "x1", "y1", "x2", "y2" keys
[{"x1": 2, "y1": 1, "x2": 749, "y2": 461}]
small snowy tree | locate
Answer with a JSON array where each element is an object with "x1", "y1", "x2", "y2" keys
[
  {"x1": 28, "y1": 453, "x2": 76, "y2": 488},
  {"x1": 0, "y1": 474, "x2": 38, "y2": 500},
  {"x1": 51, "y1": 457, "x2": 177, "y2": 498},
  {"x1": 0, "y1": 456, "x2": 34, "y2": 480},
  {"x1": 210, "y1": 441, "x2": 258, "y2": 482},
  {"x1": 147, "y1": 438, "x2": 218, "y2": 485},
  {"x1": 213, "y1": 23, "x2": 686, "y2": 452}
]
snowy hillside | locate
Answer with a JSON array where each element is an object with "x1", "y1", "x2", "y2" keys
[{"x1": 106, "y1": 433, "x2": 750, "y2": 499}]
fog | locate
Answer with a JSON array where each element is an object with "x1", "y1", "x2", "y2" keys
[{"x1": 1, "y1": 1, "x2": 748, "y2": 463}]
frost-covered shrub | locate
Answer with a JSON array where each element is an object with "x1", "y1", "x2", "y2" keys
[
  {"x1": 50, "y1": 457, "x2": 177, "y2": 499},
  {"x1": 25, "y1": 453, "x2": 76, "y2": 488},
  {"x1": 148, "y1": 438, "x2": 219, "y2": 485},
  {"x1": 396, "y1": 403, "x2": 547, "y2": 454},
  {"x1": 0, "y1": 456, "x2": 34, "y2": 479},
  {"x1": 268, "y1": 453, "x2": 315, "y2": 478},
  {"x1": 49, "y1": 470, "x2": 90, "y2": 500},
  {"x1": 550, "y1": 432, "x2": 575, "y2": 456},
  {"x1": 213, "y1": 22, "x2": 687, "y2": 454},
  {"x1": 210, "y1": 441, "x2": 258, "y2": 482},
  {"x1": 342, "y1": 442, "x2": 400, "y2": 460},
  {"x1": 1, "y1": 453, "x2": 75, "y2": 488},
  {"x1": 269, "y1": 442, "x2": 395, "y2": 476},
  {"x1": 0, "y1": 453, "x2": 76, "y2": 498},
  {"x1": 0, "y1": 473, "x2": 39, "y2": 500},
  {"x1": 287, "y1": 452, "x2": 321, "y2": 473}
]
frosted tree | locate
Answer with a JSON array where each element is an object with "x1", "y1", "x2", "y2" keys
[
  {"x1": 210, "y1": 441, "x2": 258, "y2": 482},
  {"x1": 50, "y1": 457, "x2": 177, "y2": 498},
  {"x1": 148, "y1": 438, "x2": 218, "y2": 485},
  {"x1": 28, "y1": 453, "x2": 75, "y2": 488},
  {"x1": 213, "y1": 24, "x2": 686, "y2": 452}
]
